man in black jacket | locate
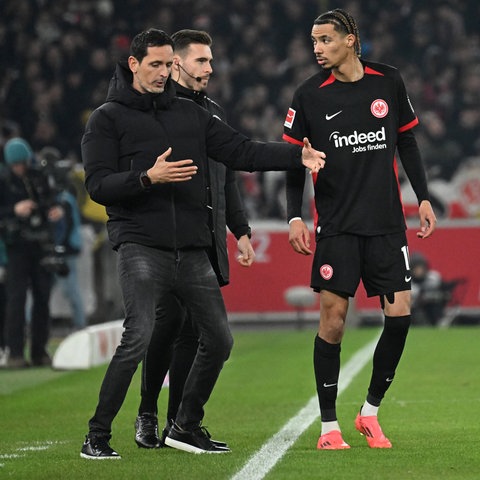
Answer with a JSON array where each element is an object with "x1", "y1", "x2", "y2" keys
[
  {"x1": 134, "y1": 29, "x2": 255, "y2": 450},
  {"x1": 80, "y1": 28, "x2": 325, "y2": 459},
  {"x1": 0, "y1": 137, "x2": 64, "y2": 368}
]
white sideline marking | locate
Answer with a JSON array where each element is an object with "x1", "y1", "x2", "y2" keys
[
  {"x1": 231, "y1": 335, "x2": 379, "y2": 480},
  {"x1": 0, "y1": 440, "x2": 67, "y2": 468}
]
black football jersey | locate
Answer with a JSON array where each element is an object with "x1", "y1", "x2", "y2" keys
[{"x1": 283, "y1": 60, "x2": 418, "y2": 237}]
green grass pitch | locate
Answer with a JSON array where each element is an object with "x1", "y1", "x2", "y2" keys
[{"x1": 1, "y1": 326, "x2": 479, "y2": 479}]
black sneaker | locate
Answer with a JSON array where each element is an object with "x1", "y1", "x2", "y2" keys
[
  {"x1": 165, "y1": 423, "x2": 230, "y2": 454},
  {"x1": 159, "y1": 419, "x2": 174, "y2": 448},
  {"x1": 80, "y1": 435, "x2": 121, "y2": 460},
  {"x1": 160, "y1": 419, "x2": 228, "y2": 449},
  {"x1": 135, "y1": 413, "x2": 161, "y2": 448}
]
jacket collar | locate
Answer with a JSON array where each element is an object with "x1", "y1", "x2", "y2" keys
[
  {"x1": 106, "y1": 60, "x2": 176, "y2": 111},
  {"x1": 173, "y1": 81, "x2": 207, "y2": 105}
]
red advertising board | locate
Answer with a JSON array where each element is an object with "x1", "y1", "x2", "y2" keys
[{"x1": 222, "y1": 222, "x2": 480, "y2": 317}]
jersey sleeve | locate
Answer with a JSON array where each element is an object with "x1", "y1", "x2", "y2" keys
[
  {"x1": 395, "y1": 69, "x2": 430, "y2": 202},
  {"x1": 282, "y1": 90, "x2": 307, "y2": 146},
  {"x1": 395, "y1": 69, "x2": 419, "y2": 133},
  {"x1": 286, "y1": 169, "x2": 306, "y2": 221},
  {"x1": 397, "y1": 130, "x2": 430, "y2": 203}
]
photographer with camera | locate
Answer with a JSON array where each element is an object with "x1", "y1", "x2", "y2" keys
[{"x1": 0, "y1": 137, "x2": 64, "y2": 368}]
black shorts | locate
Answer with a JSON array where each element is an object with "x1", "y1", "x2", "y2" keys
[{"x1": 311, "y1": 232, "x2": 412, "y2": 297}]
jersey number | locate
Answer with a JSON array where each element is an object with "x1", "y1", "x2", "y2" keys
[{"x1": 401, "y1": 245, "x2": 410, "y2": 270}]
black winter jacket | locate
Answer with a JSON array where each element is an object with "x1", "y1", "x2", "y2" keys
[
  {"x1": 174, "y1": 82, "x2": 250, "y2": 286},
  {"x1": 81, "y1": 61, "x2": 303, "y2": 251}
]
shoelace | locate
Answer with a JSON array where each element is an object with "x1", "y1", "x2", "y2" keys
[
  {"x1": 92, "y1": 437, "x2": 111, "y2": 451},
  {"x1": 140, "y1": 416, "x2": 158, "y2": 434},
  {"x1": 192, "y1": 424, "x2": 212, "y2": 439}
]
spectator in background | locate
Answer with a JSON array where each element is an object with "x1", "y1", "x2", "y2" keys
[
  {"x1": 410, "y1": 252, "x2": 444, "y2": 326},
  {"x1": 41, "y1": 148, "x2": 87, "y2": 332},
  {"x1": 0, "y1": 137, "x2": 64, "y2": 368},
  {"x1": 53, "y1": 185, "x2": 85, "y2": 331},
  {"x1": 2, "y1": 0, "x2": 480, "y2": 219},
  {"x1": 417, "y1": 110, "x2": 463, "y2": 181},
  {"x1": 454, "y1": 107, "x2": 480, "y2": 159}
]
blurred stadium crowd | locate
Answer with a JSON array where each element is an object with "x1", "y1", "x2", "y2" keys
[{"x1": 1, "y1": 0, "x2": 480, "y2": 220}]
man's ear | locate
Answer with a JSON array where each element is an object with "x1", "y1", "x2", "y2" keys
[
  {"x1": 346, "y1": 33, "x2": 355, "y2": 48},
  {"x1": 172, "y1": 55, "x2": 181, "y2": 71},
  {"x1": 128, "y1": 55, "x2": 138, "y2": 74}
]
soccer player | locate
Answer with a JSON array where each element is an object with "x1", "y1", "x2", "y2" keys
[{"x1": 283, "y1": 9, "x2": 436, "y2": 449}]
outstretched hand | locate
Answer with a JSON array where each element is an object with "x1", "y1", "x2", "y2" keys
[
  {"x1": 147, "y1": 147, "x2": 198, "y2": 184},
  {"x1": 301, "y1": 137, "x2": 326, "y2": 173}
]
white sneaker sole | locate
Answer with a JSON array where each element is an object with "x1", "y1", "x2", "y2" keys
[
  {"x1": 165, "y1": 437, "x2": 230, "y2": 454},
  {"x1": 80, "y1": 452, "x2": 121, "y2": 460}
]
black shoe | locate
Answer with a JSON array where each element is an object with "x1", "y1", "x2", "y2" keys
[
  {"x1": 159, "y1": 419, "x2": 174, "y2": 448},
  {"x1": 80, "y1": 435, "x2": 121, "y2": 460},
  {"x1": 135, "y1": 413, "x2": 161, "y2": 448},
  {"x1": 160, "y1": 419, "x2": 228, "y2": 449},
  {"x1": 165, "y1": 423, "x2": 230, "y2": 454}
]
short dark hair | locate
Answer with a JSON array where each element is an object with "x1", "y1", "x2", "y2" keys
[
  {"x1": 314, "y1": 9, "x2": 361, "y2": 57},
  {"x1": 171, "y1": 29, "x2": 212, "y2": 54},
  {"x1": 130, "y1": 28, "x2": 173, "y2": 63}
]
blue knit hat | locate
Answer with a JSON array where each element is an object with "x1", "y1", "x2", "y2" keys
[{"x1": 3, "y1": 137, "x2": 34, "y2": 165}]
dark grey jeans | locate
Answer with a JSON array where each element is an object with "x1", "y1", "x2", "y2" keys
[{"x1": 88, "y1": 243, "x2": 233, "y2": 437}]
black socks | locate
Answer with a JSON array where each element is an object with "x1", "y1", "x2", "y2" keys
[
  {"x1": 314, "y1": 335, "x2": 341, "y2": 422},
  {"x1": 368, "y1": 315, "x2": 411, "y2": 402}
]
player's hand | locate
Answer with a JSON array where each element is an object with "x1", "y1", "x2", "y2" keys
[
  {"x1": 147, "y1": 147, "x2": 198, "y2": 184},
  {"x1": 288, "y1": 219, "x2": 313, "y2": 255},
  {"x1": 236, "y1": 234, "x2": 255, "y2": 267},
  {"x1": 301, "y1": 137, "x2": 326, "y2": 174},
  {"x1": 416, "y1": 200, "x2": 437, "y2": 239}
]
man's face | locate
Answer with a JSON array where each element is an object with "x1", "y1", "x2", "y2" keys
[
  {"x1": 10, "y1": 162, "x2": 28, "y2": 177},
  {"x1": 311, "y1": 23, "x2": 351, "y2": 70},
  {"x1": 129, "y1": 45, "x2": 173, "y2": 94},
  {"x1": 174, "y1": 43, "x2": 213, "y2": 92}
]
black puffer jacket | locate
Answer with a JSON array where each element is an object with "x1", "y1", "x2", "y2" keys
[
  {"x1": 82, "y1": 61, "x2": 303, "y2": 251},
  {"x1": 174, "y1": 82, "x2": 250, "y2": 286}
]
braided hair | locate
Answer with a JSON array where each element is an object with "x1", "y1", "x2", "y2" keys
[{"x1": 314, "y1": 9, "x2": 361, "y2": 58}]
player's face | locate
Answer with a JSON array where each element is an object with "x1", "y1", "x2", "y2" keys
[
  {"x1": 174, "y1": 43, "x2": 213, "y2": 92},
  {"x1": 311, "y1": 23, "x2": 352, "y2": 70},
  {"x1": 129, "y1": 45, "x2": 173, "y2": 94}
]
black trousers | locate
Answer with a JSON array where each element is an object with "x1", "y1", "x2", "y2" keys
[
  {"x1": 139, "y1": 294, "x2": 198, "y2": 424},
  {"x1": 5, "y1": 243, "x2": 53, "y2": 360},
  {"x1": 88, "y1": 244, "x2": 233, "y2": 437}
]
